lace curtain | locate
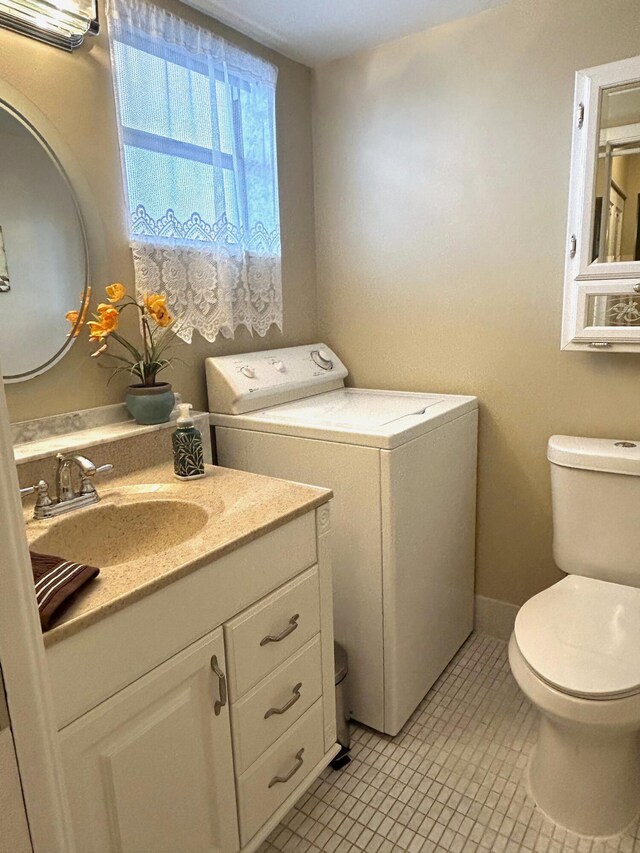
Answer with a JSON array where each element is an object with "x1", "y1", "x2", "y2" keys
[{"x1": 108, "y1": 0, "x2": 282, "y2": 343}]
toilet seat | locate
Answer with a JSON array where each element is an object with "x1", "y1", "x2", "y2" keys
[{"x1": 514, "y1": 575, "x2": 640, "y2": 700}]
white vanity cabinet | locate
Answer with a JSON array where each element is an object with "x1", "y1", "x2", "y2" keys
[
  {"x1": 59, "y1": 628, "x2": 238, "y2": 853},
  {"x1": 49, "y1": 505, "x2": 337, "y2": 853}
]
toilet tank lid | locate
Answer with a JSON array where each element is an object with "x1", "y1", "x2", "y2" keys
[{"x1": 548, "y1": 435, "x2": 640, "y2": 477}]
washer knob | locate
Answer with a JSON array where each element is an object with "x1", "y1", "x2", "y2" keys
[
  {"x1": 241, "y1": 366, "x2": 255, "y2": 379},
  {"x1": 273, "y1": 360, "x2": 285, "y2": 372},
  {"x1": 311, "y1": 349, "x2": 333, "y2": 370}
]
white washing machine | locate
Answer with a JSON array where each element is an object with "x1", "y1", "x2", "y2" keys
[{"x1": 206, "y1": 344, "x2": 478, "y2": 735}]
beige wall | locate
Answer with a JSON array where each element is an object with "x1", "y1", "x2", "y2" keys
[
  {"x1": 0, "y1": 2, "x2": 316, "y2": 423},
  {"x1": 312, "y1": 0, "x2": 640, "y2": 606},
  {"x1": 5, "y1": 0, "x2": 640, "y2": 608}
]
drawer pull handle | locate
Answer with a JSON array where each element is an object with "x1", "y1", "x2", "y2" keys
[
  {"x1": 210, "y1": 655, "x2": 227, "y2": 716},
  {"x1": 268, "y1": 748, "x2": 305, "y2": 788},
  {"x1": 260, "y1": 614, "x2": 299, "y2": 646},
  {"x1": 264, "y1": 682, "x2": 302, "y2": 719}
]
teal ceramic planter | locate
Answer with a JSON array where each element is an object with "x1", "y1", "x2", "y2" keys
[{"x1": 125, "y1": 383, "x2": 175, "y2": 425}]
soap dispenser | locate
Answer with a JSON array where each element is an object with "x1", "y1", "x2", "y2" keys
[{"x1": 172, "y1": 404, "x2": 205, "y2": 480}]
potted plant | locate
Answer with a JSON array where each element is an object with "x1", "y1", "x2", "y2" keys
[{"x1": 67, "y1": 283, "x2": 181, "y2": 425}]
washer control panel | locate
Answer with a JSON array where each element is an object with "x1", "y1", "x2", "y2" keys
[
  {"x1": 310, "y1": 349, "x2": 334, "y2": 370},
  {"x1": 206, "y1": 344, "x2": 348, "y2": 415}
]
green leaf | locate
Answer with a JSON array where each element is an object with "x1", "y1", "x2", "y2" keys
[
  {"x1": 101, "y1": 352, "x2": 135, "y2": 367},
  {"x1": 111, "y1": 331, "x2": 143, "y2": 363},
  {"x1": 103, "y1": 363, "x2": 137, "y2": 386}
]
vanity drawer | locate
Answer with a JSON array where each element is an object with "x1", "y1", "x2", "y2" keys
[
  {"x1": 224, "y1": 567, "x2": 321, "y2": 700},
  {"x1": 236, "y1": 699, "x2": 325, "y2": 846},
  {"x1": 231, "y1": 636, "x2": 323, "y2": 774}
]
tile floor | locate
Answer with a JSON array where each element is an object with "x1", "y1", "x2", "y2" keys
[{"x1": 259, "y1": 634, "x2": 640, "y2": 853}]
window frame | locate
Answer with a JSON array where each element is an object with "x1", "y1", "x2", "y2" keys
[{"x1": 112, "y1": 24, "x2": 253, "y2": 236}]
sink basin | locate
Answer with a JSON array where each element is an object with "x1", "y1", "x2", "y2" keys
[{"x1": 30, "y1": 499, "x2": 209, "y2": 567}]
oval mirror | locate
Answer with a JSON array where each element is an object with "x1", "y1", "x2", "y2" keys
[{"x1": 0, "y1": 100, "x2": 89, "y2": 383}]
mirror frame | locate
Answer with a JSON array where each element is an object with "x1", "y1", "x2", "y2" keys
[
  {"x1": 0, "y1": 93, "x2": 91, "y2": 383},
  {"x1": 562, "y1": 54, "x2": 640, "y2": 351}
]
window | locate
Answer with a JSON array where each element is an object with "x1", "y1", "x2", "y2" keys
[{"x1": 108, "y1": 0, "x2": 282, "y2": 342}]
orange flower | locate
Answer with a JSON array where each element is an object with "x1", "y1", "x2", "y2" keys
[
  {"x1": 105, "y1": 282, "x2": 126, "y2": 303},
  {"x1": 144, "y1": 292, "x2": 172, "y2": 327},
  {"x1": 97, "y1": 303, "x2": 119, "y2": 322},
  {"x1": 87, "y1": 322, "x2": 108, "y2": 342},
  {"x1": 88, "y1": 304, "x2": 119, "y2": 341},
  {"x1": 65, "y1": 289, "x2": 91, "y2": 338},
  {"x1": 65, "y1": 309, "x2": 79, "y2": 332}
]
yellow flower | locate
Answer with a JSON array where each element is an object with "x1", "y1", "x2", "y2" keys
[
  {"x1": 105, "y1": 283, "x2": 126, "y2": 303},
  {"x1": 97, "y1": 303, "x2": 117, "y2": 319},
  {"x1": 144, "y1": 292, "x2": 172, "y2": 328},
  {"x1": 87, "y1": 322, "x2": 108, "y2": 342},
  {"x1": 65, "y1": 289, "x2": 91, "y2": 338},
  {"x1": 88, "y1": 305, "x2": 119, "y2": 341},
  {"x1": 98, "y1": 305, "x2": 120, "y2": 332}
]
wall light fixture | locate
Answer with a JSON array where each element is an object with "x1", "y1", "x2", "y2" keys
[{"x1": 0, "y1": 0, "x2": 98, "y2": 50}]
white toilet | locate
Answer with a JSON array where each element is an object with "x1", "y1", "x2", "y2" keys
[{"x1": 509, "y1": 435, "x2": 640, "y2": 837}]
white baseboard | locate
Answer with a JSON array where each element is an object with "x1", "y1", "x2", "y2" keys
[{"x1": 474, "y1": 595, "x2": 519, "y2": 641}]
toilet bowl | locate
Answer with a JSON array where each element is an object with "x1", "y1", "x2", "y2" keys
[
  {"x1": 510, "y1": 436, "x2": 640, "y2": 837},
  {"x1": 510, "y1": 576, "x2": 640, "y2": 836}
]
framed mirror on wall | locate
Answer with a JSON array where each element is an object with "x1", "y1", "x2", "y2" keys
[
  {"x1": 0, "y1": 99, "x2": 90, "y2": 382},
  {"x1": 591, "y1": 83, "x2": 640, "y2": 266},
  {"x1": 562, "y1": 54, "x2": 640, "y2": 350}
]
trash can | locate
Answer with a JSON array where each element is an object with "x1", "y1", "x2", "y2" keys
[{"x1": 331, "y1": 642, "x2": 351, "y2": 768}]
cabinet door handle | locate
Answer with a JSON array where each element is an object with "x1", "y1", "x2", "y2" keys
[
  {"x1": 260, "y1": 614, "x2": 299, "y2": 646},
  {"x1": 268, "y1": 748, "x2": 305, "y2": 788},
  {"x1": 210, "y1": 655, "x2": 227, "y2": 716},
  {"x1": 264, "y1": 683, "x2": 302, "y2": 719}
]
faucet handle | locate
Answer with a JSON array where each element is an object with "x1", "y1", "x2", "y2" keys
[
  {"x1": 20, "y1": 480, "x2": 53, "y2": 509},
  {"x1": 79, "y1": 463, "x2": 113, "y2": 496}
]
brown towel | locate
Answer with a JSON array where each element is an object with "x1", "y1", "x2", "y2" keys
[{"x1": 30, "y1": 551, "x2": 100, "y2": 631}]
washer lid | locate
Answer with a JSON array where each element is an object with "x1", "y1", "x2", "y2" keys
[
  {"x1": 515, "y1": 576, "x2": 640, "y2": 699},
  {"x1": 211, "y1": 387, "x2": 478, "y2": 449},
  {"x1": 251, "y1": 388, "x2": 441, "y2": 429}
]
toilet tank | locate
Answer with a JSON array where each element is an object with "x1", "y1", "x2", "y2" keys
[{"x1": 548, "y1": 436, "x2": 640, "y2": 588}]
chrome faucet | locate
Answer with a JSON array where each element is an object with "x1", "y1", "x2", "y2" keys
[
  {"x1": 55, "y1": 453, "x2": 113, "y2": 502},
  {"x1": 20, "y1": 453, "x2": 113, "y2": 520}
]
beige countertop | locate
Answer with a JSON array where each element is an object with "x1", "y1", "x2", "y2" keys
[{"x1": 24, "y1": 463, "x2": 332, "y2": 647}]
